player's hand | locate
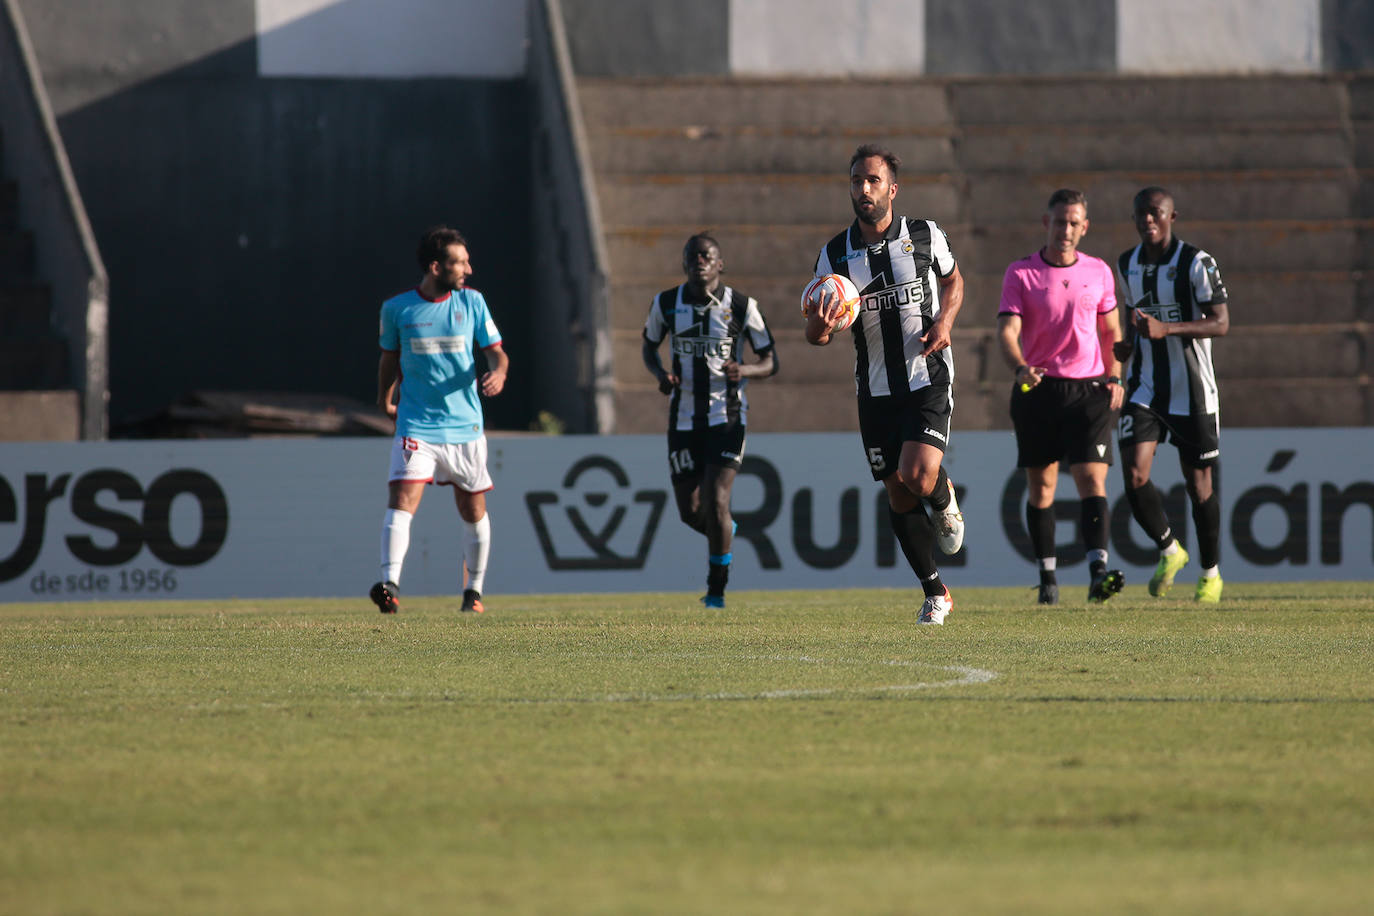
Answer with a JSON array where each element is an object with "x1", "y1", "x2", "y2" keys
[
  {"x1": 657, "y1": 371, "x2": 679, "y2": 395},
  {"x1": 480, "y1": 368, "x2": 507, "y2": 396},
  {"x1": 1134, "y1": 311, "x2": 1169, "y2": 340},
  {"x1": 380, "y1": 400, "x2": 398, "y2": 420},
  {"x1": 1112, "y1": 339, "x2": 1134, "y2": 362},
  {"x1": 722, "y1": 360, "x2": 742, "y2": 382},
  {"x1": 1015, "y1": 365, "x2": 1044, "y2": 392},
  {"x1": 919, "y1": 320, "x2": 952, "y2": 357},
  {"x1": 1106, "y1": 379, "x2": 1125, "y2": 410},
  {"x1": 816, "y1": 287, "x2": 844, "y2": 326}
]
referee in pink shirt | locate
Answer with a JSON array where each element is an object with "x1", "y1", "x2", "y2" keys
[{"x1": 998, "y1": 189, "x2": 1126, "y2": 605}]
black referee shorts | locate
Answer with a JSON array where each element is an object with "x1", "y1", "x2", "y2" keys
[{"x1": 1010, "y1": 376, "x2": 1116, "y2": 469}]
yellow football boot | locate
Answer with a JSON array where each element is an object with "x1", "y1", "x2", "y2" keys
[{"x1": 1148, "y1": 544, "x2": 1190, "y2": 597}]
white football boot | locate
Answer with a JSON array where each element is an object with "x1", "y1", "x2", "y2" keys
[
  {"x1": 918, "y1": 587, "x2": 953, "y2": 625},
  {"x1": 934, "y1": 477, "x2": 965, "y2": 555}
]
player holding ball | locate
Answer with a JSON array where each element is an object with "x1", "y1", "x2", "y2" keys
[{"x1": 805, "y1": 144, "x2": 966, "y2": 626}]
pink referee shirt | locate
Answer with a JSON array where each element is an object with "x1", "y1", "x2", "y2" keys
[{"x1": 999, "y1": 251, "x2": 1117, "y2": 379}]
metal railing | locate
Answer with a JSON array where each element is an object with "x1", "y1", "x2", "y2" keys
[
  {"x1": 0, "y1": 0, "x2": 108, "y2": 439},
  {"x1": 526, "y1": 0, "x2": 613, "y2": 433}
]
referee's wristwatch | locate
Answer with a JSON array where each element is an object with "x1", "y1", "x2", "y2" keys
[{"x1": 1106, "y1": 375, "x2": 1122, "y2": 385}]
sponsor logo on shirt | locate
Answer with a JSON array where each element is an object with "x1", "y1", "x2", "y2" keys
[
  {"x1": 861, "y1": 281, "x2": 924, "y2": 312},
  {"x1": 672, "y1": 337, "x2": 736, "y2": 359},
  {"x1": 411, "y1": 335, "x2": 467, "y2": 354}
]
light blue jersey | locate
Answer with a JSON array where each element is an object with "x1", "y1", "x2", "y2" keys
[{"x1": 379, "y1": 286, "x2": 502, "y2": 443}]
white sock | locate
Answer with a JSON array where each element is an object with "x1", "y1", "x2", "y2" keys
[
  {"x1": 1086, "y1": 549, "x2": 1108, "y2": 568},
  {"x1": 1201, "y1": 566, "x2": 1220, "y2": 579},
  {"x1": 381, "y1": 508, "x2": 412, "y2": 585},
  {"x1": 1038, "y1": 557, "x2": 1057, "y2": 571},
  {"x1": 463, "y1": 514, "x2": 491, "y2": 594},
  {"x1": 1162, "y1": 539, "x2": 1181, "y2": 557}
]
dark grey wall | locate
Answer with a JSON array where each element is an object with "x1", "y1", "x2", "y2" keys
[
  {"x1": 1324, "y1": 0, "x2": 1374, "y2": 70},
  {"x1": 926, "y1": 0, "x2": 1117, "y2": 75},
  {"x1": 561, "y1": 0, "x2": 729, "y2": 76},
  {"x1": 16, "y1": 0, "x2": 534, "y2": 431},
  {"x1": 58, "y1": 67, "x2": 533, "y2": 430}
]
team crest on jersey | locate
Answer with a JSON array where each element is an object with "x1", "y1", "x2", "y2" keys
[
  {"x1": 1167, "y1": 267, "x2": 1178, "y2": 281},
  {"x1": 1062, "y1": 279, "x2": 1070, "y2": 288},
  {"x1": 900, "y1": 239, "x2": 914, "y2": 254}
]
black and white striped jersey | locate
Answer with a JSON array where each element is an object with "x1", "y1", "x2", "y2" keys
[
  {"x1": 814, "y1": 216, "x2": 957, "y2": 400},
  {"x1": 643, "y1": 284, "x2": 775, "y2": 430},
  {"x1": 1115, "y1": 238, "x2": 1228, "y2": 417}
]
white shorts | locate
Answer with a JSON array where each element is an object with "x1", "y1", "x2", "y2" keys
[{"x1": 388, "y1": 435, "x2": 493, "y2": 493}]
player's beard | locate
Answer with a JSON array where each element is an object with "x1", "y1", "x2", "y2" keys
[{"x1": 852, "y1": 195, "x2": 889, "y2": 226}]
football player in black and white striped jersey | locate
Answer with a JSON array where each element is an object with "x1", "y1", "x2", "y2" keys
[
  {"x1": 805, "y1": 145, "x2": 966, "y2": 625},
  {"x1": 643, "y1": 234, "x2": 777, "y2": 609},
  {"x1": 1113, "y1": 187, "x2": 1230, "y2": 603}
]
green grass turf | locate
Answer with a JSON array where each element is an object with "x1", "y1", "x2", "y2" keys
[{"x1": 2, "y1": 582, "x2": 1372, "y2": 915}]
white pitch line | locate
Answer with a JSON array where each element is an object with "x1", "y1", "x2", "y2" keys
[{"x1": 594, "y1": 663, "x2": 998, "y2": 703}]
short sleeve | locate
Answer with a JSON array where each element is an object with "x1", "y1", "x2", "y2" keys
[
  {"x1": 379, "y1": 301, "x2": 399, "y2": 351},
  {"x1": 1098, "y1": 259, "x2": 1118, "y2": 313},
  {"x1": 472, "y1": 291, "x2": 502, "y2": 349},
  {"x1": 643, "y1": 296, "x2": 667, "y2": 344},
  {"x1": 743, "y1": 297, "x2": 775, "y2": 353},
  {"x1": 928, "y1": 220, "x2": 956, "y2": 278},
  {"x1": 1191, "y1": 250, "x2": 1228, "y2": 306},
  {"x1": 998, "y1": 263, "x2": 1024, "y2": 317}
]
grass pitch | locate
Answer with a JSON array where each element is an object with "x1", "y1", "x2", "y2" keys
[{"x1": 2, "y1": 582, "x2": 1372, "y2": 915}]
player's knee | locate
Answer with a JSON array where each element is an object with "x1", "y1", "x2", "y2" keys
[
  {"x1": 902, "y1": 467, "x2": 937, "y2": 499},
  {"x1": 1123, "y1": 467, "x2": 1151, "y2": 490}
]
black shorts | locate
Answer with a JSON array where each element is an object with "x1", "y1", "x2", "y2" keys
[
  {"x1": 1118, "y1": 403, "x2": 1220, "y2": 468},
  {"x1": 1011, "y1": 376, "x2": 1116, "y2": 469},
  {"x1": 667, "y1": 422, "x2": 746, "y2": 483},
  {"x1": 857, "y1": 385, "x2": 952, "y2": 482}
]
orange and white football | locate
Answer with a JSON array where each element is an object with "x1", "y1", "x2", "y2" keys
[{"x1": 801, "y1": 274, "x2": 861, "y2": 331}]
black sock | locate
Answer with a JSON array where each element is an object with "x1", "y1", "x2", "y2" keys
[
  {"x1": 1026, "y1": 503, "x2": 1056, "y2": 564},
  {"x1": 926, "y1": 466, "x2": 951, "y2": 511},
  {"x1": 1193, "y1": 493, "x2": 1221, "y2": 569},
  {"x1": 1080, "y1": 495, "x2": 1109, "y2": 553},
  {"x1": 706, "y1": 562, "x2": 729, "y2": 597},
  {"x1": 1125, "y1": 482, "x2": 1173, "y2": 549},
  {"x1": 888, "y1": 503, "x2": 939, "y2": 584}
]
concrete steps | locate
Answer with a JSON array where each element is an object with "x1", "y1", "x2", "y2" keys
[{"x1": 580, "y1": 74, "x2": 1374, "y2": 432}]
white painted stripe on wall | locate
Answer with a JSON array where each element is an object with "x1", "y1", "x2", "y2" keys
[
  {"x1": 1117, "y1": 0, "x2": 1321, "y2": 74},
  {"x1": 728, "y1": 0, "x2": 926, "y2": 75},
  {"x1": 255, "y1": 0, "x2": 526, "y2": 78}
]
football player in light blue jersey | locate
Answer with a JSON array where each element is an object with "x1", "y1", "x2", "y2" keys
[{"x1": 370, "y1": 226, "x2": 509, "y2": 615}]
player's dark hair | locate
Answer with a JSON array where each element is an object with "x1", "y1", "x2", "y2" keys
[
  {"x1": 850, "y1": 144, "x2": 901, "y2": 180},
  {"x1": 1133, "y1": 186, "x2": 1173, "y2": 210},
  {"x1": 1047, "y1": 188, "x2": 1087, "y2": 211},
  {"x1": 416, "y1": 226, "x2": 467, "y2": 270},
  {"x1": 683, "y1": 233, "x2": 721, "y2": 259}
]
